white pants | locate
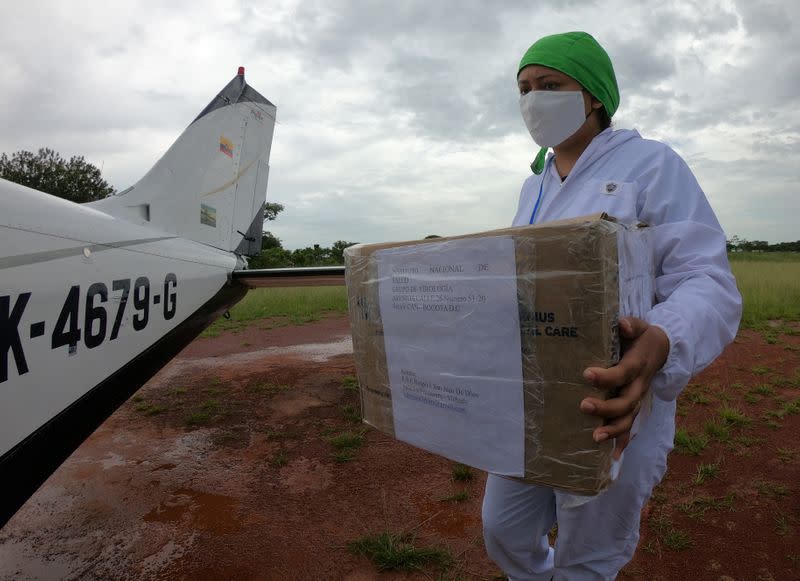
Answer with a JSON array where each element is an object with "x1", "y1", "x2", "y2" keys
[{"x1": 482, "y1": 398, "x2": 675, "y2": 581}]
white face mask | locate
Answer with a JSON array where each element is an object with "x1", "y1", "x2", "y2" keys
[{"x1": 519, "y1": 90, "x2": 587, "y2": 148}]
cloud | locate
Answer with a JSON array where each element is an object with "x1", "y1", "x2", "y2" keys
[{"x1": 0, "y1": 0, "x2": 796, "y2": 249}]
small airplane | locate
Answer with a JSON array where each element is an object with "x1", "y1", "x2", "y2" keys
[{"x1": 0, "y1": 68, "x2": 343, "y2": 527}]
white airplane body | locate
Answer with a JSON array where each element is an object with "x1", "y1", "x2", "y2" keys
[{"x1": 0, "y1": 69, "x2": 317, "y2": 526}]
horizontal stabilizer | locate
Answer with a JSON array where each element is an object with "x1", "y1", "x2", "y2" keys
[{"x1": 232, "y1": 266, "x2": 346, "y2": 288}]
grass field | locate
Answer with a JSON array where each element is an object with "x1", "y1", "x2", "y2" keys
[
  {"x1": 729, "y1": 253, "x2": 800, "y2": 328},
  {"x1": 202, "y1": 252, "x2": 800, "y2": 336},
  {"x1": 202, "y1": 286, "x2": 348, "y2": 336}
]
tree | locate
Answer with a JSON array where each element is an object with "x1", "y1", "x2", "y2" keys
[
  {"x1": 726, "y1": 235, "x2": 742, "y2": 252},
  {"x1": 261, "y1": 231, "x2": 283, "y2": 250},
  {"x1": 248, "y1": 247, "x2": 293, "y2": 269},
  {"x1": 264, "y1": 202, "x2": 284, "y2": 222},
  {"x1": 0, "y1": 148, "x2": 114, "y2": 202},
  {"x1": 330, "y1": 240, "x2": 358, "y2": 264},
  {"x1": 260, "y1": 201, "x2": 286, "y2": 256},
  {"x1": 292, "y1": 244, "x2": 330, "y2": 267}
]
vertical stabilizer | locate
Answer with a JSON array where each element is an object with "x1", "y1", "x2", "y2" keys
[{"x1": 89, "y1": 69, "x2": 276, "y2": 255}]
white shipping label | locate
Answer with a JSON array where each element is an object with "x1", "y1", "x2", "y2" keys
[{"x1": 377, "y1": 236, "x2": 525, "y2": 476}]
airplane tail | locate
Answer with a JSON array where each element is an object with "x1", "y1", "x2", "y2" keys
[{"x1": 89, "y1": 68, "x2": 276, "y2": 256}]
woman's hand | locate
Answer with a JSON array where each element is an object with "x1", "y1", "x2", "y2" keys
[{"x1": 579, "y1": 317, "x2": 670, "y2": 459}]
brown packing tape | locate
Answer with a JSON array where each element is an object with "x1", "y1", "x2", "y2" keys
[
  {"x1": 344, "y1": 214, "x2": 652, "y2": 495},
  {"x1": 515, "y1": 222, "x2": 618, "y2": 493},
  {"x1": 345, "y1": 244, "x2": 396, "y2": 437}
]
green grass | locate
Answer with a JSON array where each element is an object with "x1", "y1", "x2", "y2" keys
[
  {"x1": 647, "y1": 510, "x2": 672, "y2": 535},
  {"x1": 200, "y1": 398, "x2": 221, "y2": 412},
  {"x1": 703, "y1": 420, "x2": 731, "y2": 442},
  {"x1": 775, "y1": 513, "x2": 791, "y2": 536},
  {"x1": 641, "y1": 540, "x2": 658, "y2": 555},
  {"x1": 183, "y1": 398, "x2": 229, "y2": 427},
  {"x1": 754, "y1": 480, "x2": 790, "y2": 499},
  {"x1": 247, "y1": 381, "x2": 291, "y2": 394},
  {"x1": 753, "y1": 384, "x2": 775, "y2": 396},
  {"x1": 679, "y1": 494, "x2": 735, "y2": 518},
  {"x1": 662, "y1": 529, "x2": 692, "y2": 551},
  {"x1": 270, "y1": 449, "x2": 288, "y2": 468},
  {"x1": 347, "y1": 532, "x2": 452, "y2": 572},
  {"x1": 686, "y1": 392, "x2": 711, "y2": 405},
  {"x1": 674, "y1": 429, "x2": 709, "y2": 456},
  {"x1": 330, "y1": 431, "x2": 365, "y2": 449},
  {"x1": 733, "y1": 434, "x2": 765, "y2": 448},
  {"x1": 342, "y1": 375, "x2": 360, "y2": 392},
  {"x1": 730, "y1": 256, "x2": 800, "y2": 328},
  {"x1": 202, "y1": 286, "x2": 347, "y2": 336},
  {"x1": 134, "y1": 401, "x2": 166, "y2": 415},
  {"x1": 439, "y1": 490, "x2": 470, "y2": 503},
  {"x1": 744, "y1": 393, "x2": 760, "y2": 404},
  {"x1": 718, "y1": 406, "x2": 750, "y2": 426},
  {"x1": 694, "y1": 461, "x2": 721, "y2": 485},
  {"x1": 340, "y1": 403, "x2": 362, "y2": 423},
  {"x1": 452, "y1": 463, "x2": 475, "y2": 482},
  {"x1": 184, "y1": 411, "x2": 212, "y2": 426},
  {"x1": 329, "y1": 430, "x2": 366, "y2": 462},
  {"x1": 772, "y1": 371, "x2": 800, "y2": 388},
  {"x1": 333, "y1": 449, "x2": 358, "y2": 463},
  {"x1": 763, "y1": 398, "x2": 800, "y2": 421},
  {"x1": 729, "y1": 252, "x2": 800, "y2": 263},
  {"x1": 647, "y1": 510, "x2": 693, "y2": 551}
]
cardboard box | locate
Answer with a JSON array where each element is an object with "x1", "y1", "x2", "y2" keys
[{"x1": 344, "y1": 214, "x2": 653, "y2": 495}]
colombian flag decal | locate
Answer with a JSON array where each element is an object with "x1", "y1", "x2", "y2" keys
[{"x1": 219, "y1": 135, "x2": 234, "y2": 158}]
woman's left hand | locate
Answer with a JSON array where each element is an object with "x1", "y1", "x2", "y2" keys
[{"x1": 579, "y1": 317, "x2": 670, "y2": 459}]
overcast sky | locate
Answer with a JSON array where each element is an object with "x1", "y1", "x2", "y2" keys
[{"x1": 1, "y1": 0, "x2": 797, "y2": 248}]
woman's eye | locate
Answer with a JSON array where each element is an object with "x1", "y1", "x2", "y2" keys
[
  {"x1": 520, "y1": 88, "x2": 530, "y2": 96},
  {"x1": 543, "y1": 82, "x2": 559, "y2": 90}
]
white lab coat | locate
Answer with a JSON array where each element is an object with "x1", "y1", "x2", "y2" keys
[{"x1": 482, "y1": 128, "x2": 742, "y2": 580}]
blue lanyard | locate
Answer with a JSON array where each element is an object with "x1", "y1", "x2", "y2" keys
[{"x1": 529, "y1": 155, "x2": 553, "y2": 225}]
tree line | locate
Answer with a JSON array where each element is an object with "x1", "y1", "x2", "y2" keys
[
  {"x1": 0, "y1": 148, "x2": 114, "y2": 202},
  {"x1": 248, "y1": 231, "x2": 357, "y2": 268},
  {"x1": 726, "y1": 235, "x2": 800, "y2": 253}
]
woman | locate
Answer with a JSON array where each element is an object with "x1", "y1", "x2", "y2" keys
[{"x1": 481, "y1": 32, "x2": 742, "y2": 580}]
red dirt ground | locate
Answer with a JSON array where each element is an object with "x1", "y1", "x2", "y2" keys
[{"x1": 1, "y1": 317, "x2": 798, "y2": 580}]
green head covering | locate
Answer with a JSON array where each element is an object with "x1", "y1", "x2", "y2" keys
[{"x1": 518, "y1": 31, "x2": 619, "y2": 174}]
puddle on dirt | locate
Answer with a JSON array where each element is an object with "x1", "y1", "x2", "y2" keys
[
  {"x1": 100, "y1": 451, "x2": 128, "y2": 470},
  {"x1": 0, "y1": 539, "x2": 78, "y2": 581},
  {"x1": 143, "y1": 488, "x2": 240, "y2": 534},
  {"x1": 139, "y1": 534, "x2": 196, "y2": 577},
  {"x1": 152, "y1": 336, "x2": 353, "y2": 386}
]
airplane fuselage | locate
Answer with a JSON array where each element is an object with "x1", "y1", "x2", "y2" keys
[
  {"x1": 1, "y1": 68, "x2": 277, "y2": 528},
  {"x1": 0, "y1": 178, "x2": 247, "y2": 525}
]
